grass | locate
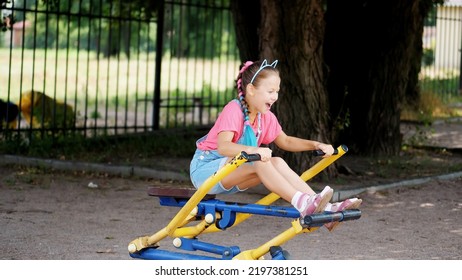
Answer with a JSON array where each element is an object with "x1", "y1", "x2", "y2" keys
[
  {"x1": 0, "y1": 48, "x2": 239, "y2": 100},
  {"x1": 0, "y1": 127, "x2": 202, "y2": 166},
  {"x1": 401, "y1": 90, "x2": 462, "y2": 123},
  {"x1": 0, "y1": 48, "x2": 239, "y2": 123}
]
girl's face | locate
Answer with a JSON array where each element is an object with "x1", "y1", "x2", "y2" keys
[{"x1": 246, "y1": 72, "x2": 280, "y2": 115}]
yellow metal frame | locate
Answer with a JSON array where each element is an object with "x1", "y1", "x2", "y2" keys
[{"x1": 128, "y1": 146, "x2": 348, "y2": 259}]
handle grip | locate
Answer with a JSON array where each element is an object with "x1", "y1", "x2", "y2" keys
[
  {"x1": 313, "y1": 144, "x2": 348, "y2": 157},
  {"x1": 241, "y1": 151, "x2": 262, "y2": 162}
]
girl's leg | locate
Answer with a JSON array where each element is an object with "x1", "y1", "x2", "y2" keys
[
  {"x1": 269, "y1": 157, "x2": 317, "y2": 195},
  {"x1": 221, "y1": 160, "x2": 296, "y2": 201},
  {"x1": 221, "y1": 157, "x2": 319, "y2": 202},
  {"x1": 221, "y1": 157, "x2": 332, "y2": 216}
]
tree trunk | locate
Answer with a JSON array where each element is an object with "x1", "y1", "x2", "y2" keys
[
  {"x1": 230, "y1": 0, "x2": 261, "y2": 61},
  {"x1": 405, "y1": 1, "x2": 434, "y2": 108},
  {"x1": 231, "y1": 0, "x2": 261, "y2": 62},
  {"x1": 259, "y1": 0, "x2": 333, "y2": 175},
  {"x1": 325, "y1": 0, "x2": 433, "y2": 155}
]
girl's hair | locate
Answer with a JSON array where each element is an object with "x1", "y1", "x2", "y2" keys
[{"x1": 236, "y1": 60, "x2": 279, "y2": 121}]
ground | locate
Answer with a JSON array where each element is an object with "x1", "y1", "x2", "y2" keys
[
  {"x1": 0, "y1": 120, "x2": 461, "y2": 260},
  {"x1": 0, "y1": 156, "x2": 461, "y2": 260}
]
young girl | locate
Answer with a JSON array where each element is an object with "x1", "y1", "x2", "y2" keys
[{"x1": 190, "y1": 59, "x2": 361, "y2": 231}]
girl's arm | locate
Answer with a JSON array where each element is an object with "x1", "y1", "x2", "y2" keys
[
  {"x1": 217, "y1": 131, "x2": 273, "y2": 161},
  {"x1": 273, "y1": 131, "x2": 335, "y2": 155}
]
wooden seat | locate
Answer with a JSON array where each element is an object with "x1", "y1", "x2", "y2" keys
[{"x1": 148, "y1": 186, "x2": 216, "y2": 200}]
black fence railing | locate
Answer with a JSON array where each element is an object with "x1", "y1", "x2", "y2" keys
[
  {"x1": 420, "y1": 4, "x2": 462, "y2": 100},
  {"x1": 1, "y1": 0, "x2": 239, "y2": 144}
]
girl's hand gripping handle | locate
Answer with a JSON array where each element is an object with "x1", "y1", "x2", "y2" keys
[{"x1": 241, "y1": 151, "x2": 262, "y2": 162}]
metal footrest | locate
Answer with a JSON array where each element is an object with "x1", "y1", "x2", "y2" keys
[{"x1": 300, "y1": 209, "x2": 361, "y2": 228}]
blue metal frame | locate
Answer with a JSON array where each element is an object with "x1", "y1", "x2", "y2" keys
[
  {"x1": 130, "y1": 196, "x2": 361, "y2": 260},
  {"x1": 128, "y1": 148, "x2": 361, "y2": 260},
  {"x1": 160, "y1": 196, "x2": 301, "y2": 218}
]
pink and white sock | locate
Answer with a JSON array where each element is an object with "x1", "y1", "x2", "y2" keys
[{"x1": 291, "y1": 191, "x2": 310, "y2": 212}]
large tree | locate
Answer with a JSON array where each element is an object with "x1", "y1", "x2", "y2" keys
[
  {"x1": 232, "y1": 0, "x2": 437, "y2": 175},
  {"x1": 232, "y1": 0, "x2": 332, "y2": 175},
  {"x1": 325, "y1": 0, "x2": 437, "y2": 155}
]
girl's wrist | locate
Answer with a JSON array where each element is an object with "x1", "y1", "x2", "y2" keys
[{"x1": 314, "y1": 141, "x2": 323, "y2": 150}]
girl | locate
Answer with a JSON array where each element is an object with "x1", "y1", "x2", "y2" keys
[{"x1": 190, "y1": 59, "x2": 361, "y2": 231}]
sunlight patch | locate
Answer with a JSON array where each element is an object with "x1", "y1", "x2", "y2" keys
[
  {"x1": 450, "y1": 228, "x2": 462, "y2": 236},
  {"x1": 420, "y1": 203, "x2": 434, "y2": 208}
]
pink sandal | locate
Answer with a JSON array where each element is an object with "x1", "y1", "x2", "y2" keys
[
  {"x1": 324, "y1": 198, "x2": 362, "y2": 231},
  {"x1": 299, "y1": 186, "x2": 334, "y2": 217}
]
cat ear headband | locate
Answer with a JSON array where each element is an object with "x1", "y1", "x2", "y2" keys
[{"x1": 250, "y1": 59, "x2": 278, "y2": 84}]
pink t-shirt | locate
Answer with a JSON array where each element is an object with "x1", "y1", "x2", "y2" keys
[{"x1": 197, "y1": 100, "x2": 282, "y2": 150}]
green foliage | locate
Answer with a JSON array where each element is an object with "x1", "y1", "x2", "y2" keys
[
  {"x1": 401, "y1": 89, "x2": 462, "y2": 148},
  {"x1": 0, "y1": 128, "x2": 200, "y2": 165},
  {"x1": 163, "y1": 0, "x2": 236, "y2": 59},
  {"x1": 401, "y1": 90, "x2": 459, "y2": 123},
  {"x1": 419, "y1": 75, "x2": 459, "y2": 100},
  {"x1": 41, "y1": 0, "x2": 161, "y2": 21},
  {"x1": 8, "y1": 0, "x2": 236, "y2": 59},
  {"x1": 90, "y1": 110, "x2": 101, "y2": 119},
  {"x1": 421, "y1": 48, "x2": 434, "y2": 66},
  {"x1": 19, "y1": 1, "x2": 158, "y2": 56},
  {"x1": 0, "y1": 131, "x2": 79, "y2": 157},
  {"x1": 333, "y1": 109, "x2": 350, "y2": 133},
  {"x1": 424, "y1": 4, "x2": 437, "y2": 26}
]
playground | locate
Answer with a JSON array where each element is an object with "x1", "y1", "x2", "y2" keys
[
  {"x1": 1, "y1": 147, "x2": 461, "y2": 259},
  {"x1": 0, "y1": 163, "x2": 460, "y2": 260},
  {"x1": 0, "y1": 119, "x2": 461, "y2": 260}
]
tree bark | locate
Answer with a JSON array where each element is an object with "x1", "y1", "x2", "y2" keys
[
  {"x1": 405, "y1": 1, "x2": 434, "y2": 108},
  {"x1": 259, "y1": 0, "x2": 332, "y2": 175},
  {"x1": 325, "y1": 0, "x2": 433, "y2": 155},
  {"x1": 230, "y1": 0, "x2": 261, "y2": 61}
]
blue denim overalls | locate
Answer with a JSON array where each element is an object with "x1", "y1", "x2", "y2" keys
[{"x1": 189, "y1": 101, "x2": 261, "y2": 194}]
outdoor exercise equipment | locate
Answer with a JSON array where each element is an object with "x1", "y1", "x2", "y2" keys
[{"x1": 128, "y1": 145, "x2": 361, "y2": 260}]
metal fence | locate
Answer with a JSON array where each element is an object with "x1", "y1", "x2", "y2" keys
[
  {"x1": 1, "y1": 1, "x2": 460, "y2": 145},
  {"x1": 420, "y1": 3, "x2": 462, "y2": 100},
  {"x1": 0, "y1": 0, "x2": 239, "y2": 143}
]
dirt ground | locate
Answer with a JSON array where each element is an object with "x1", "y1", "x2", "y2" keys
[
  {"x1": 0, "y1": 159, "x2": 461, "y2": 260},
  {"x1": 1, "y1": 120, "x2": 462, "y2": 260}
]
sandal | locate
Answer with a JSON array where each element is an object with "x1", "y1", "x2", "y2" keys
[
  {"x1": 324, "y1": 198, "x2": 362, "y2": 232},
  {"x1": 299, "y1": 186, "x2": 333, "y2": 217}
]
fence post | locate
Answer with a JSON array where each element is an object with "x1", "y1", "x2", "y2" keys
[
  {"x1": 153, "y1": 1, "x2": 165, "y2": 130},
  {"x1": 460, "y1": 18, "x2": 462, "y2": 95},
  {"x1": 192, "y1": 97, "x2": 203, "y2": 125}
]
